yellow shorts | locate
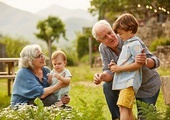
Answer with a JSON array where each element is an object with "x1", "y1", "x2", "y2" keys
[{"x1": 117, "y1": 87, "x2": 135, "y2": 109}]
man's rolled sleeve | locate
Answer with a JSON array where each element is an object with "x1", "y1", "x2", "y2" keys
[{"x1": 151, "y1": 56, "x2": 160, "y2": 68}]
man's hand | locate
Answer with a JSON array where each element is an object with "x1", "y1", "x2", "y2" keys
[
  {"x1": 135, "y1": 48, "x2": 147, "y2": 65},
  {"x1": 94, "y1": 72, "x2": 113, "y2": 84},
  {"x1": 94, "y1": 73, "x2": 102, "y2": 85}
]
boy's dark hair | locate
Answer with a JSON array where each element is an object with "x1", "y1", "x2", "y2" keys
[{"x1": 113, "y1": 13, "x2": 138, "y2": 34}]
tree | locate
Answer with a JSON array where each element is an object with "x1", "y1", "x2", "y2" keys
[
  {"x1": 35, "y1": 16, "x2": 67, "y2": 68},
  {"x1": 76, "y1": 32, "x2": 99, "y2": 60},
  {"x1": 76, "y1": 34, "x2": 89, "y2": 59},
  {"x1": 0, "y1": 36, "x2": 29, "y2": 58},
  {"x1": 88, "y1": 0, "x2": 170, "y2": 23}
]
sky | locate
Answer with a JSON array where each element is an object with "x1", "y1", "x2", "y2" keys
[{"x1": 0, "y1": 0, "x2": 91, "y2": 13}]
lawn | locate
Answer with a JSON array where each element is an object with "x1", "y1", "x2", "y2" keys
[{"x1": 0, "y1": 65, "x2": 169, "y2": 120}]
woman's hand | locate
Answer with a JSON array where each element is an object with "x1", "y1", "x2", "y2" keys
[
  {"x1": 54, "y1": 73, "x2": 61, "y2": 79},
  {"x1": 47, "y1": 73, "x2": 52, "y2": 85}
]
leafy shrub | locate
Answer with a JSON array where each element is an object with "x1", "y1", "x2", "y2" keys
[
  {"x1": 0, "y1": 98, "x2": 106, "y2": 120},
  {"x1": 0, "y1": 98, "x2": 73, "y2": 120},
  {"x1": 76, "y1": 34, "x2": 100, "y2": 60},
  {"x1": 0, "y1": 36, "x2": 29, "y2": 58},
  {"x1": 149, "y1": 37, "x2": 170, "y2": 51},
  {"x1": 136, "y1": 100, "x2": 170, "y2": 120},
  {"x1": 66, "y1": 51, "x2": 79, "y2": 66},
  {"x1": 137, "y1": 100, "x2": 162, "y2": 120},
  {"x1": 76, "y1": 35, "x2": 89, "y2": 59},
  {"x1": 77, "y1": 98, "x2": 106, "y2": 120},
  {"x1": 164, "y1": 105, "x2": 170, "y2": 120}
]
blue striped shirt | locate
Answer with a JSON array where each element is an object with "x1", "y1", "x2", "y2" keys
[{"x1": 112, "y1": 36, "x2": 142, "y2": 94}]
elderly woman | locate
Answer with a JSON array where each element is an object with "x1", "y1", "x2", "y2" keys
[{"x1": 11, "y1": 44, "x2": 70, "y2": 107}]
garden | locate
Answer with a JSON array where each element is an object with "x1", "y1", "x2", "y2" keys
[
  {"x1": 0, "y1": 65, "x2": 170, "y2": 120},
  {"x1": 0, "y1": 0, "x2": 170, "y2": 119}
]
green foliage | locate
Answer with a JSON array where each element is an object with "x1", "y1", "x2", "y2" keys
[
  {"x1": 0, "y1": 36, "x2": 29, "y2": 57},
  {"x1": 76, "y1": 34, "x2": 99, "y2": 60},
  {"x1": 35, "y1": 16, "x2": 67, "y2": 64},
  {"x1": 0, "y1": 94, "x2": 10, "y2": 108},
  {"x1": 77, "y1": 98, "x2": 106, "y2": 120},
  {"x1": 164, "y1": 105, "x2": 170, "y2": 120},
  {"x1": 149, "y1": 37, "x2": 170, "y2": 51},
  {"x1": 157, "y1": 68, "x2": 170, "y2": 76},
  {"x1": 35, "y1": 16, "x2": 67, "y2": 44},
  {"x1": 89, "y1": 0, "x2": 128, "y2": 20},
  {"x1": 137, "y1": 100, "x2": 162, "y2": 120},
  {"x1": 0, "y1": 66, "x2": 169, "y2": 120},
  {"x1": 89, "y1": 0, "x2": 170, "y2": 23},
  {"x1": 0, "y1": 97, "x2": 106, "y2": 120},
  {"x1": 76, "y1": 34, "x2": 89, "y2": 59},
  {"x1": 62, "y1": 46, "x2": 79, "y2": 66},
  {"x1": 79, "y1": 54, "x2": 90, "y2": 64},
  {"x1": 136, "y1": 100, "x2": 170, "y2": 120},
  {"x1": 67, "y1": 54, "x2": 78, "y2": 66},
  {"x1": 0, "y1": 98, "x2": 70, "y2": 120}
]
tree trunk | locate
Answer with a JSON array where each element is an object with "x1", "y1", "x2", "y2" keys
[{"x1": 48, "y1": 40, "x2": 52, "y2": 69}]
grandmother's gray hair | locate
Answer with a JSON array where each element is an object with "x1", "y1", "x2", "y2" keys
[
  {"x1": 19, "y1": 44, "x2": 42, "y2": 69},
  {"x1": 92, "y1": 20, "x2": 112, "y2": 40}
]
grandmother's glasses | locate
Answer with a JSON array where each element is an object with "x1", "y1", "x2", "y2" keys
[{"x1": 35, "y1": 53, "x2": 45, "y2": 59}]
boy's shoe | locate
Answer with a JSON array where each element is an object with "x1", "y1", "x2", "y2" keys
[{"x1": 61, "y1": 104, "x2": 72, "y2": 110}]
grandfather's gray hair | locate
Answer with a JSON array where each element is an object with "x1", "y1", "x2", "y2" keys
[
  {"x1": 19, "y1": 44, "x2": 42, "y2": 69},
  {"x1": 92, "y1": 20, "x2": 112, "y2": 39}
]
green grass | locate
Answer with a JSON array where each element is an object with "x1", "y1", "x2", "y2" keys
[
  {"x1": 157, "y1": 67, "x2": 170, "y2": 76},
  {"x1": 0, "y1": 65, "x2": 169, "y2": 120},
  {"x1": 0, "y1": 80, "x2": 11, "y2": 108},
  {"x1": 67, "y1": 65, "x2": 111, "y2": 119}
]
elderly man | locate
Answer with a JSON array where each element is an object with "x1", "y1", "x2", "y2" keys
[{"x1": 92, "y1": 20, "x2": 161, "y2": 120}]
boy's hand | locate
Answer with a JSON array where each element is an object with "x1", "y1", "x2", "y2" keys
[
  {"x1": 108, "y1": 59, "x2": 116, "y2": 69},
  {"x1": 110, "y1": 64, "x2": 119, "y2": 73}
]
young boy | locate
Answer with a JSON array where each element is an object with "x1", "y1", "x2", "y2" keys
[
  {"x1": 48, "y1": 50, "x2": 72, "y2": 107},
  {"x1": 110, "y1": 13, "x2": 144, "y2": 120}
]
